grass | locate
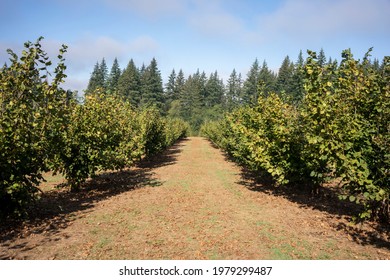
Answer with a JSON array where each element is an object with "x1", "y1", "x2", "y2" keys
[
  {"x1": 95, "y1": 237, "x2": 111, "y2": 249},
  {"x1": 39, "y1": 172, "x2": 66, "y2": 191},
  {"x1": 214, "y1": 169, "x2": 242, "y2": 197}
]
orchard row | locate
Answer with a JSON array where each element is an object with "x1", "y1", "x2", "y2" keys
[
  {"x1": 201, "y1": 49, "x2": 389, "y2": 222},
  {"x1": 0, "y1": 38, "x2": 188, "y2": 219}
]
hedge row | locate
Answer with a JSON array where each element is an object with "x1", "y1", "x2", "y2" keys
[
  {"x1": 201, "y1": 49, "x2": 389, "y2": 222},
  {"x1": 0, "y1": 38, "x2": 188, "y2": 219}
]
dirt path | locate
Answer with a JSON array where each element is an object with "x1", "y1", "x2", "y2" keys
[{"x1": 1, "y1": 137, "x2": 389, "y2": 259}]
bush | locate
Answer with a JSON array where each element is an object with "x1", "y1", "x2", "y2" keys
[
  {"x1": 301, "y1": 49, "x2": 389, "y2": 220},
  {"x1": 50, "y1": 93, "x2": 142, "y2": 191},
  {"x1": 165, "y1": 118, "x2": 189, "y2": 147},
  {"x1": 0, "y1": 38, "x2": 69, "y2": 218},
  {"x1": 202, "y1": 93, "x2": 305, "y2": 185}
]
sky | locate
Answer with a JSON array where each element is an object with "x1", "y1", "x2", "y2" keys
[{"x1": 0, "y1": 0, "x2": 389, "y2": 93}]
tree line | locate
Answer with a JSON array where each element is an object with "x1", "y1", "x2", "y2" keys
[{"x1": 86, "y1": 49, "x2": 387, "y2": 134}]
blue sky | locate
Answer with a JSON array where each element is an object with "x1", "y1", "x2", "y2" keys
[{"x1": 1, "y1": 0, "x2": 389, "y2": 92}]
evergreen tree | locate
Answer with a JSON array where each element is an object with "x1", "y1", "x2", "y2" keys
[
  {"x1": 140, "y1": 58, "x2": 164, "y2": 111},
  {"x1": 139, "y1": 63, "x2": 146, "y2": 76},
  {"x1": 192, "y1": 70, "x2": 207, "y2": 107},
  {"x1": 117, "y1": 59, "x2": 141, "y2": 106},
  {"x1": 318, "y1": 48, "x2": 326, "y2": 67},
  {"x1": 296, "y1": 50, "x2": 304, "y2": 66},
  {"x1": 87, "y1": 58, "x2": 109, "y2": 94},
  {"x1": 237, "y1": 73, "x2": 242, "y2": 99},
  {"x1": 164, "y1": 69, "x2": 176, "y2": 113},
  {"x1": 199, "y1": 70, "x2": 208, "y2": 103},
  {"x1": 290, "y1": 51, "x2": 305, "y2": 105},
  {"x1": 107, "y1": 58, "x2": 121, "y2": 93},
  {"x1": 165, "y1": 69, "x2": 176, "y2": 103},
  {"x1": 372, "y1": 58, "x2": 380, "y2": 72},
  {"x1": 276, "y1": 55, "x2": 294, "y2": 95},
  {"x1": 205, "y1": 71, "x2": 224, "y2": 107},
  {"x1": 86, "y1": 61, "x2": 101, "y2": 94},
  {"x1": 182, "y1": 73, "x2": 204, "y2": 132},
  {"x1": 179, "y1": 74, "x2": 194, "y2": 120},
  {"x1": 226, "y1": 68, "x2": 242, "y2": 109},
  {"x1": 99, "y1": 58, "x2": 108, "y2": 90},
  {"x1": 258, "y1": 60, "x2": 277, "y2": 95},
  {"x1": 175, "y1": 69, "x2": 186, "y2": 100},
  {"x1": 242, "y1": 58, "x2": 260, "y2": 104}
]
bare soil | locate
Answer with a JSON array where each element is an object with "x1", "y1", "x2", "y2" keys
[{"x1": 1, "y1": 137, "x2": 389, "y2": 259}]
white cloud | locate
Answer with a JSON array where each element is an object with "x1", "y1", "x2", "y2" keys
[
  {"x1": 64, "y1": 35, "x2": 159, "y2": 91},
  {"x1": 105, "y1": 0, "x2": 186, "y2": 19},
  {"x1": 129, "y1": 36, "x2": 160, "y2": 53},
  {"x1": 105, "y1": 0, "x2": 258, "y2": 43},
  {"x1": 258, "y1": 0, "x2": 390, "y2": 41},
  {"x1": 0, "y1": 35, "x2": 160, "y2": 92},
  {"x1": 63, "y1": 76, "x2": 89, "y2": 93},
  {"x1": 41, "y1": 36, "x2": 159, "y2": 92},
  {"x1": 186, "y1": 0, "x2": 262, "y2": 44},
  {"x1": 189, "y1": 11, "x2": 243, "y2": 37},
  {"x1": 61, "y1": 35, "x2": 159, "y2": 71}
]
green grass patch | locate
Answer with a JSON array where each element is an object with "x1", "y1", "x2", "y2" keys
[{"x1": 215, "y1": 169, "x2": 242, "y2": 197}]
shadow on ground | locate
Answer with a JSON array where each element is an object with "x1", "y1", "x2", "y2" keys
[
  {"x1": 236, "y1": 166, "x2": 390, "y2": 251},
  {"x1": 0, "y1": 138, "x2": 188, "y2": 259}
]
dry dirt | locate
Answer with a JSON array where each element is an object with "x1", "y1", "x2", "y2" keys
[{"x1": 1, "y1": 137, "x2": 389, "y2": 259}]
